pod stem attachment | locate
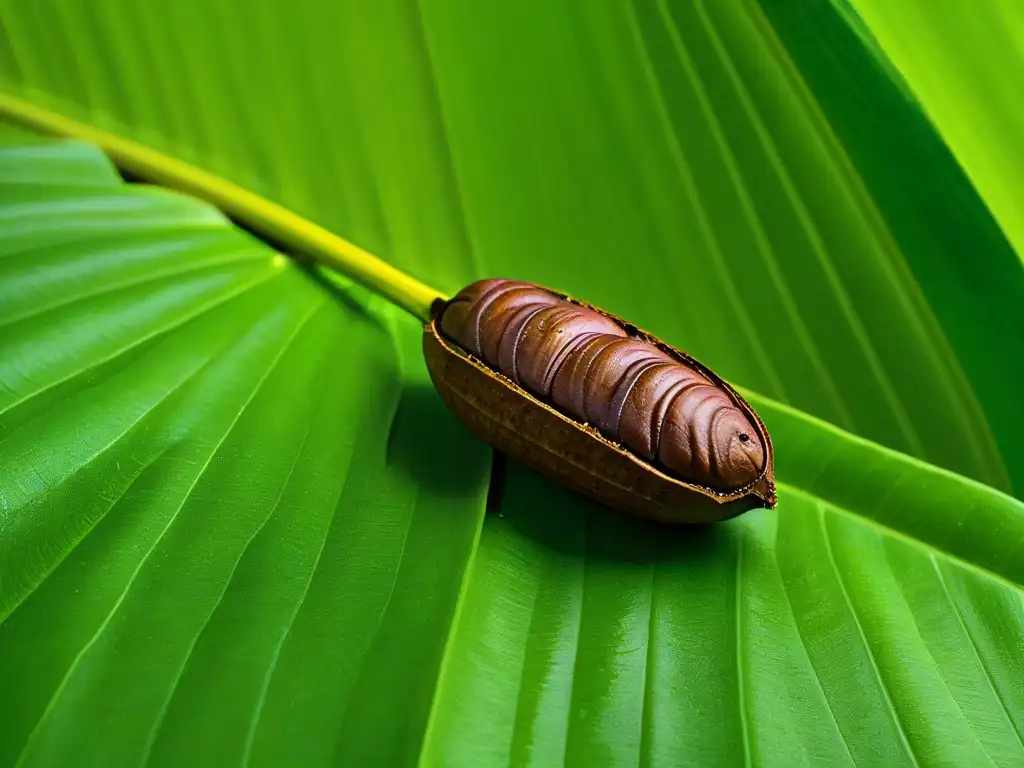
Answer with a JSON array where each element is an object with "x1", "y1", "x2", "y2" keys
[{"x1": 0, "y1": 92, "x2": 445, "y2": 323}]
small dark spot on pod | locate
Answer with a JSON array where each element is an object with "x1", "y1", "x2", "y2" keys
[{"x1": 423, "y1": 278, "x2": 775, "y2": 523}]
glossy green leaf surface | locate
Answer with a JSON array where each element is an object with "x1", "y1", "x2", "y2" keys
[
  {"x1": 0, "y1": 0, "x2": 1019, "y2": 493},
  {"x1": 426, "y1": 462, "x2": 1024, "y2": 767},
  {"x1": 0, "y1": 126, "x2": 490, "y2": 767},
  {"x1": 2, "y1": 124, "x2": 1024, "y2": 768},
  {"x1": 2, "y1": 0, "x2": 1024, "y2": 765}
]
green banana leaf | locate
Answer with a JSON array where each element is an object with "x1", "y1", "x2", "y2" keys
[{"x1": 1, "y1": 0, "x2": 1022, "y2": 766}]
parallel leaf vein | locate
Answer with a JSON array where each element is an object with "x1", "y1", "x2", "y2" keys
[
  {"x1": 819, "y1": 505, "x2": 920, "y2": 766},
  {"x1": 141, "y1": 335, "x2": 325, "y2": 764},
  {"x1": 624, "y1": 0, "x2": 787, "y2": 401},
  {"x1": 694, "y1": 0, "x2": 924, "y2": 457},
  {"x1": 657, "y1": 0, "x2": 854, "y2": 431},
  {"x1": 735, "y1": 534, "x2": 751, "y2": 768},
  {"x1": 0, "y1": 267, "x2": 283, "y2": 419},
  {"x1": 782, "y1": 483, "x2": 1024, "y2": 593},
  {"x1": 773, "y1": 523, "x2": 856, "y2": 765},
  {"x1": 930, "y1": 555, "x2": 1024, "y2": 749},
  {"x1": 0, "y1": 248, "x2": 268, "y2": 329},
  {"x1": 14, "y1": 296, "x2": 324, "y2": 768}
]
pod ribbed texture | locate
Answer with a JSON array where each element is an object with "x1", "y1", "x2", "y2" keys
[{"x1": 440, "y1": 279, "x2": 765, "y2": 490}]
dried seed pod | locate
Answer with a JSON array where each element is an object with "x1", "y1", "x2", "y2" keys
[{"x1": 423, "y1": 278, "x2": 776, "y2": 523}]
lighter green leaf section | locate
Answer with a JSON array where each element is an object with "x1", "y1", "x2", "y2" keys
[
  {"x1": 0, "y1": 0, "x2": 1012, "y2": 493},
  {"x1": 849, "y1": 0, "x2": 1024, "y2": 264},
  {"x1": 0, "y1": 129, "x2": 490, "y2": 768},
  {"x1": 423, "y1": 410, "x2": 1024, "y2": 766}
]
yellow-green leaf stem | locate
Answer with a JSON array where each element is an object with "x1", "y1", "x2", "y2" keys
[{"x1": 0, "y1": 93, "x2": 444, "y2": 322}]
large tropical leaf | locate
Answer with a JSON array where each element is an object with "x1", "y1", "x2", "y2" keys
[
  {"x1": 3, "y1": 119, "x2": 1024, "y2": 768},
  {"x1": 0, "y1": 125, "x2": 491, "y2": 767},
  {"x1": 0, "y1": 0, "x2": 1020, "y2": 493},
  {"x1": 2, "y1": 0, "x2": 1023, "y2": 766}
]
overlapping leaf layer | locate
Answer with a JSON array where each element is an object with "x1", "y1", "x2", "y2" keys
[
  {"x1": 1, "y1": 0, "x2": 1023, "y2": 766},
  {"x1": 2, "y1": 0, "x2": 1020, "y2": 489}
]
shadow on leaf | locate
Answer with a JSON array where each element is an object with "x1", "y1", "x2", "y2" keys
[
  {"x1": 384, "y1": 379, "x2": 493, "y2": 500},
  {"x1": 380, "y1": 374, "x2": 739, "y2": 568},
  {"x1": 494, "y1": 459, "x2": 734, "y2": 566},
  {"x1": 297, "y1": 263, "x2": 383, "y2": 325}
]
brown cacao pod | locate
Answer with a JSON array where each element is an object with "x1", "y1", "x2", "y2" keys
[{"x1": 423, "y1": 278, "x2": 776, "y2": 523}]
